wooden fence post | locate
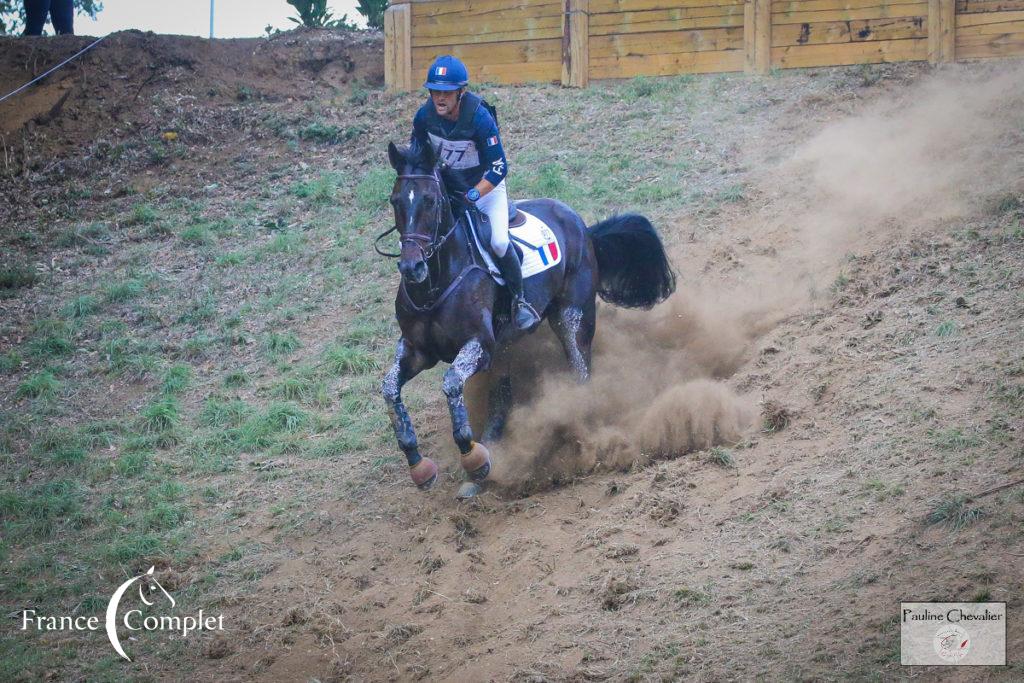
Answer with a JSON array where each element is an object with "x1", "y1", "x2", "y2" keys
[
  {"x1": 928, "y1": 0, "x2": 955, "y2": 63},
  {"x1": 385, "y1": 2, "x2": 412, "y2": 92},
  {"x1": 562, "y1": 0, "x2": 589, "y2": 87},
  {"x1": 744, "y1": 0, "x2": 772, "y2": 74}
]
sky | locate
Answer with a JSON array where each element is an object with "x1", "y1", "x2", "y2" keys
[{"x1": 76, "y1": 0, "x2": 365, "y2": 38}]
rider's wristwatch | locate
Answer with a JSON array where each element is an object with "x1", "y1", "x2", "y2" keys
[{"x1": 466, "y1": 188, "x2": 481, "y2": 202}]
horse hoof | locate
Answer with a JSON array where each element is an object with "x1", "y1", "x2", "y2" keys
[
  {"x1": 461, "y1": 442, "x2": 491, "y2": 482},
  {"x1": 410, "y1": 458, "x2": 438, "y2": 490},
  {"x1": 456, "y1": 481, "x2": 483, "y2": 500}
]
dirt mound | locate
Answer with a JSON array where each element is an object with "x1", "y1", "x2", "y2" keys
[{"x1": 0, "y1": 28, "x2": 382, "y2": 160}]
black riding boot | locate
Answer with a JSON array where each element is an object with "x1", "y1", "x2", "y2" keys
[{"x1": 496, "y1": 247, "x2": 541, "y2": 330}]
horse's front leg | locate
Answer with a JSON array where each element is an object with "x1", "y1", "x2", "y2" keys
[
  {"x1": 443, "y1": 339, "x2": 493, "y2": 484},
  {"x1": 382, "y1": 339, "x2": 437, "y2": 489}
]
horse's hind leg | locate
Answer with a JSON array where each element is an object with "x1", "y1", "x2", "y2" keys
[
  {"x1": 481, "y1": 350, "x2": 512, "y2": 442},
  {"x1": 549, "y1": 298, "x2": 595, "y2": 383},
  {"x1": 443, "y1": 339, "x2": 494, "y2": 488},
  {"x1": 382, "y1": 339, "x2": 437, "y2": 489}
]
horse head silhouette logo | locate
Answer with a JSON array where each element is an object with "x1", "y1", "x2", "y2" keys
[{"x1": 105, "y1": 566, "x2": 175, "y2": 662}]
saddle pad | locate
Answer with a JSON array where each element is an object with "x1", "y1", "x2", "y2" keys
[{"x1": 509, "y1": 210, "x2": 562, "y2": 279}]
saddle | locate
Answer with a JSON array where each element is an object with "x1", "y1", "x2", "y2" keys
[{"x1": 458, "y1": 195, "x2": 524, "y2": 262}]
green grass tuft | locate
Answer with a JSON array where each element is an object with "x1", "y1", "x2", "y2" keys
[
  {"x1": 925, "y1": 494, "x2": 985, "y2": 530},
  {"x1": 104, "y1": 277, "x2": 145, "y2": 303},
  {"x1": 126, "y1": 202, "x2": 159, "y2": 226},
  {"x1": 139, "y1": 397, "x2": 180, "y2": 435},
  {"x1": 161, "y1": 364, "x2": 192, "y2": 394},
  {"x1": 265, "y1": 331, "x2": 301, "y2": 356},
  {"x1": 0, "y1": 264, "x2": 39, "y2": 293},
  {"x1": 180, "y1": 225, "x2": 214, "y2": 246},
  {"x1": 928, "y1": 427, "x2": 982, "y2": 451},
  {"x1": 16, "y1": 370, "x2": 61, "y2": 400},
  {"x1": 265, "y1": 402, "x2": 309, "y2": 432},
  {"x1": 62, "y1": 295, "x2": 101, "y2": 319},
  {"x1": 321, "y1": 343, "x2": 378, "y2": 376},
  {"x1": 200, "y1": 396, "x2": 253, "y2": 428},
  {"x1": 28, "y1": 320, "x2": 75, "y2": 359},
  {"x1": 707, "y1": 446, "x2": 735, "y2": 468},
  {"x1": 291, "y1": 173, "x2": 340, "y2": 203}
]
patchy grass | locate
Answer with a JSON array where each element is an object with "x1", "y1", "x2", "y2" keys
[
  {"x1": 928, "y1": 427, "x2": 982, "y2": 451},
  {"x1": 0, "y1": 264, "x2": 39, "y2": 293},
  {"x1": 161, "y1": 364, "x2": 193, "y2": 394},
  {"x1": 291, "y1": 173, "x2": 340, "y2": 203},
  {"x1": 15, "y1": 370, "x2": 61, "y2": 400},
  {"x1": 321, "y1": 343, "x2": 379, "y2": 376},
  {"x1": 925, "y1": 494, "x2": 985, "y2": 530},
  {"x1": 265, "y1": 331, "x2": 301, "y2": 357},
  {"x1": 62, "y1": 294, "x2": 101, "y2": 318},
  {"x1": 354, "y1": 168, "x2": 393, "y2": 210},
  {"x1": 706, "y1": 446, "x2": 735, "y2": 468}
]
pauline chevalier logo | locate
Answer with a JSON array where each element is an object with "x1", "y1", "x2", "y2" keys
[
  {"x1": 21, "y1": 565, "x2": 224, "y2": 662},
  {"x1": 901, "y1": 602, "x2": 1005, "y2": 666}
]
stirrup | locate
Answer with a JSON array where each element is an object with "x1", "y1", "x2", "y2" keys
[{"x1": 514, "y1": 298, "x2": 541, "y2": 330}]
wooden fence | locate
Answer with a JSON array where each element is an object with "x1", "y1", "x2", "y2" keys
[{"x1": 384, "y1": 0, "x2": 1024, "y2": 89}]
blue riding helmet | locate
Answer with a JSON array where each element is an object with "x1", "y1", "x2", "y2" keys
[{"x1": 424, "y1": 55, "x2": 469, "y2": 91}]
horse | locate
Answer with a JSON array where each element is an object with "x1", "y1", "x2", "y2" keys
[{"x1": 378, "y1": 141, "x2": 676, "y2": 498}]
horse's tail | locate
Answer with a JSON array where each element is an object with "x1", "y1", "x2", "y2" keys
[{"x1": 588, "y1": 213, "x2": 676, "y2": 309}]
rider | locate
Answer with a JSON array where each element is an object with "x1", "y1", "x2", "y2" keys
[{"x1": 409, "y1": 55, "x2": 540, "y2": 330}]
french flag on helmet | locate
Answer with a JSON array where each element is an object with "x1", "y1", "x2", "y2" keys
[{"x1": 424, "y1": 55, "x2": 469, "y2": 91}]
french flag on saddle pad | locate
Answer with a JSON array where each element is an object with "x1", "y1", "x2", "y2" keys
[
  {"x1": 509, "y1": 216, "x2": 562, "y2": 279},
  {"x1": 537, "y1": 237, "x2": 559, "y2": 265}
]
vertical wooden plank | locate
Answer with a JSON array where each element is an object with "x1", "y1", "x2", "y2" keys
[
  {"x1": 755, "y1": 0, "x2": 772, "y2": 73},
  {"x1": 929, "y1": 0, "x2": 955, "y2": 62},
  {"x1": 385, "y1": 2, "x2": 413, "y2": 92},
  {"x1": 941, "y1": 0, "x2": 955, "y2": 62},
  {"x1": 744, "y1": 0, "x2": 756, "y2": 72},
  {"x1": 562, "y1": 0, "x2": 590, "y2": 87}
]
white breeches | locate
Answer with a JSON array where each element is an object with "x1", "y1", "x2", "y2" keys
[{"x1": 475, "y1": 180, "x2": 509, "y2": 257}]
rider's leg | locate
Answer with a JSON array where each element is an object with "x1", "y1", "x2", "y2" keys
[
  {"x1": 23, "y1": 0, "x2": 49, "y2": 35},
  {"x1": 477, "y1": 182, "x2": 540, "y2": 330},
  {"x1": 50, "y1": 0, "x2": 74, "y2": 34}
]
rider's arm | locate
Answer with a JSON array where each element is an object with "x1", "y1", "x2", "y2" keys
[{"x1": 475, "y1": 113, "x2": 507, "y2": 198}]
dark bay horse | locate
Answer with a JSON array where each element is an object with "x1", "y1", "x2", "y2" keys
[{"x1": 379, "y1": 142, "x2": 675, "y2": 497}]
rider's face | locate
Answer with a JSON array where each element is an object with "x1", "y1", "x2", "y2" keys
[{"x1": 430, "y1": 89, "x2": 461, "y2": 120}]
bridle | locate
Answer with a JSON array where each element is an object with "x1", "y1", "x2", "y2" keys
[
  {"x1": 373, "y1": 165, "x2": 489, "y2": 313},
  {"x1": 373, "y1": 169, "x2": 458, "y2": 261}
]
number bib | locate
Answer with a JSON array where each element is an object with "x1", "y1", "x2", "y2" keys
[{"x1": 427, "y1": 133, "x2": 480, "y2": 169}]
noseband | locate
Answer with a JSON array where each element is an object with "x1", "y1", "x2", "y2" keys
[{"x1": 373, "y1": 171, "x2": 457, "y2": 260}]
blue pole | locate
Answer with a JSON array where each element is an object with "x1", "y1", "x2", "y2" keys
[{"x1": 209, "y1": 0, "x2": 215, "y2": 39}]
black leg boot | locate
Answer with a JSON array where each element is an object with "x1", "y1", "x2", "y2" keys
[{"x1": 496, "y1": 248, "x2": 541, "y2": 330}]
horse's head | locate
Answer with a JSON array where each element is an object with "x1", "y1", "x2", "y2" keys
[{"x1": 387, "y1": 141, "x2": 450, "y2": 284}]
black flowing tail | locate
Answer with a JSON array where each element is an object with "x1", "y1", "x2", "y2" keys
[{"x1": 588, "y1": 213, "x2": 676, "y2": 309}]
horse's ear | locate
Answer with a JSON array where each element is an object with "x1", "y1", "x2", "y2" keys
[
  {"x1": 418, "y1": 140, "x2": 436, "y2": 169},
  {"x1": 388, "y1": 142, "x2": 405, "y2": 172}
]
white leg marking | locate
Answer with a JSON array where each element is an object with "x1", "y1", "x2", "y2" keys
[{"x1": 560, "y1": 307, "x2": 589, "y2": 381}]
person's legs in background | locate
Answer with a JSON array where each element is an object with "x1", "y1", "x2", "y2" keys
[
  {"x1": 23, "y1": 0, "x2": 51, "y2": 36},
  {"x1": 50, "y1": 0, "x2": 74, "y2": 34}
]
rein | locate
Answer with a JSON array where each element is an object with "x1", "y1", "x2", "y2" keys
[{"x1": 373, "y1": 172, "x2": 457, "y2": 259}]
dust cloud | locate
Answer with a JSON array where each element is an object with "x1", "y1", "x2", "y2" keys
[{"x1": 474, "y1": 64, "x2": 1024, "y2": 490}]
